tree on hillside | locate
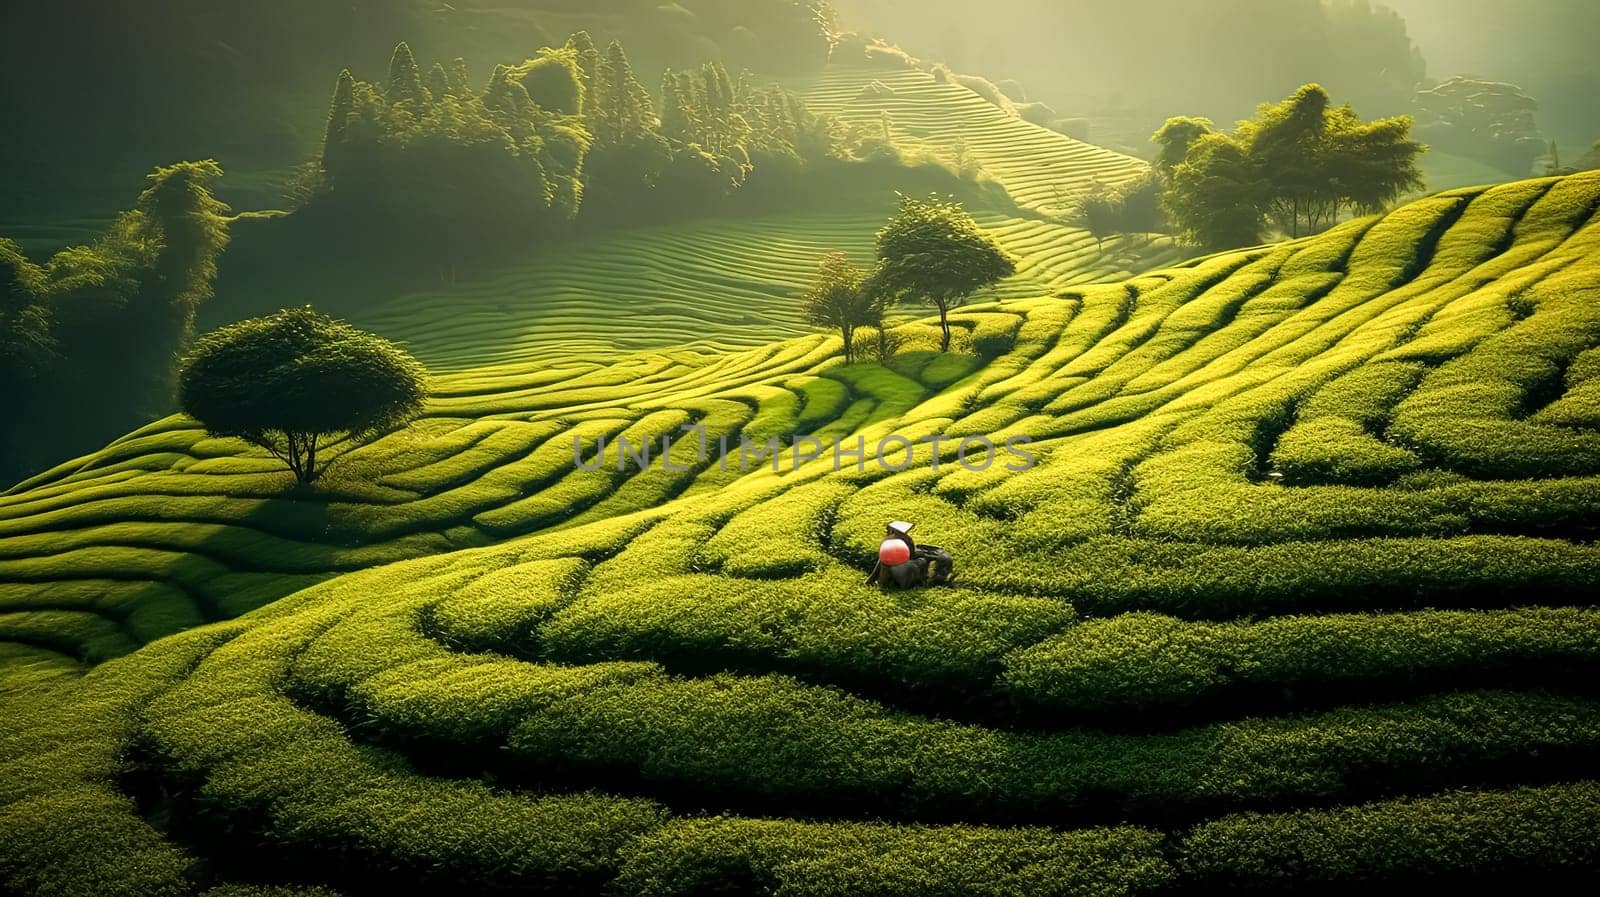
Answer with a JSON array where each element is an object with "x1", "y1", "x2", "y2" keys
[
  {"x1": 0, "y1": 239, "x2": 55, "y2": 392},
  {"x1": 1246, "y1": 84, "x2": 1331, "y2": 238},
  {"x1": 593, "y1": 41, "x2": 657, "y2": 150},
  {"x1": 1162, "y1": 133, "x2": 1268, "y2": 251},
  {"x1": 386, "y1": 41, "x2": 428, "y2": 106},
  {"x1": 322, "y1": 69, "x2": 356, "y2": 181},
  {"x1": 179, "y1": 308, "x2": 428, "y2": 486},
  {"x1": 0, "y1": 241, "x2": 55, "y2": 480},
  {"x1": 1116, "y1": 171, "x2": 1167, "y2": 239},
  {"x1": 1321, "y1": 104, "x2": 1426, "y2": 220},
  {"x1": 1072, "y1": 178, "x2": 1122, "y2": 254},
  {"x1": 871, "y1": 195, "x2": 1014, "y2": 353},
  {"x1": 1412, "y1": 77, "x2": 1544, "y2": 176},
  {"x1": 1, "y1": 162, "x2": 231, "y2": 484},
  {"x1": 484, "y1": 64, "x2": 538, "y2": 121},
  {"x1": 136, "y1": 160, "x2": 232, "y2": 327},
  {"x1": 72, "y1": 160, "x2": 233, "y2": 417},
  {"x1": 1577, "y1": 140, "x2": 1600, "y2": 173},
  {"x1": 1240, "y1": 84, "x2": 1424, "y2": 236},
  {"x1": 424, "y1": 63, "x2": 450, "y2": 101},
  {"x1": 447, "y1": 58, "x2": 472, "y2": 97},
  {"x1": 310, "y1": 43, "x2": 593, "y2": 247},
  {"x1": 566, "y1": 31, "x2": 602, "y2": 95},
  {"x1": 1151, "y1": 116, "x2": 1215, "y2": 175},
  {"x1": 803, "y1": 253, "x2": 880, "y2": 364}
]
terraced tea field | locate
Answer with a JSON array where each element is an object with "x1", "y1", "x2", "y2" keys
[
  {"x1": 799, "y1": 65, "x2": 1152, "y2": 215},
  {"x1": 354, "y1": 204, "x2": 1186, "y2": 371},
  {"x1": 4, "y1": 171, "x2": 1600, "y2": 894}
]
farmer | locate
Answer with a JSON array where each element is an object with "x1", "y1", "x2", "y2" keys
[{"x1": 865, "y1": 520, "x2": 955, "y2": 588}]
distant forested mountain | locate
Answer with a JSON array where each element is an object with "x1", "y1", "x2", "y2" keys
[{"x1": 0, "y1": 1, "x2": 832, "y2": 213}]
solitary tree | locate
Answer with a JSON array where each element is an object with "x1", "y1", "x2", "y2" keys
[
  {"x1": 179, "y1": 308, "x2": 428, "y2": 485},
  {"x1": 136, "y1": 159, "x2": 231, "y2": 325},
  {"x1": 872, "y1": 195, "x2": 1014, "y2": 352},
  {"x1": 386, "y1": 41, "x2": 428, "y2": 106},
  {"x1": 802, "y1": 252, "x2": 879, "y2": 364},
  {"x1": 425, "y1": 62, "x2": 450, "y2": 102},
  {"x1": 1115, "y1": 171, "x2": 1166, "y2": 239},
  {"x1": 1072, "y1": 178, "x2": 1122, "y2": 254},
  {"x1": 121, "y1": 159, "x2": 232, "y2": 415}
]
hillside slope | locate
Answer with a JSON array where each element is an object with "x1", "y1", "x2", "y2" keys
[
  {"x1": 350, "y1": 203, "x2": 1185, "y2": 371},
  {"x1": 3, "y1": 171, "x2": 1600, "y2": 894},
  {"x1": 798, "y1": 64, "x2": 1151, "y2": 216},
  {"x1": 200, "y1": 58, "x2": 1182, "y2": 370}
]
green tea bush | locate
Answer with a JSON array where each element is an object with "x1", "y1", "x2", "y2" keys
[
  {"x1": 1267, "y1": 358, "x2": 1433, "y2": 482},
  {"x1": 0, "y1": 610, "x2": 139, "y2": 664},
  {"x1": 616, "y1": 818, "x2": 1173, "y2": 897},
  {"x1": 740, "y1": 385, "x2": 804, "y2": 443},
  {"x1": 202, "y1": 886, "x2": 345, "y2": 897},
  {"x1": 473, "y1": 412, "x2": 689, "y2": 536},
  {"x1": 0, "y1": 789, "x2": 197, "y2": 897},
  {"x1": 0, "y1": 625, "x2": 238, "y2": 896},
  {"x1": 139, "y1": 575, "x2": 667, "y2": 893},
  {"x1": 543, "y1": 569, "x2": 1073, "y2": 699},
  {"x1": 700, "y1": 480, "x2": 854, "y2": 578},
  {"x1": 1390, "y1": 281, "x2": 1600, "y2": 478},
  {"x1": 0, "y1": 643, "x2": 79, "y2": 696},
  {"x1": 1533, "y1": 379, "x2": 1600, "y2": 428},
  {"x1": 1179, "y1": 781, "x2": 1600, "y2": 887},
  {"x1": 794, "y1": 376, "x2": 852, "y2": 433},
  {"x1": 428, "y1": 557, "x2": 587, "y2": 654},
  {"x1": 969, "y1": 535, "x2": 1600, "y2": 618},
  {"x1": 505, "y1": 668, "x2": 1600, "y2": 820},
  {"x1": 1272, "y1": 417, "x2": 1425, "y2": 484},
  {"x1": 1003, "y1": 608, "x2": 1600, "y2": 712}
]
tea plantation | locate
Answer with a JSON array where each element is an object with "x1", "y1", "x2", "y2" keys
[
  {"x1": 343, "y1": 60, "x2": 1176, "y2": 373},
  {"x1": 3, "y1": 171, "x2": 1600, "y2": 894},
  {"x1": 798, "y1": 64, "x2": 1151, "y2": 215},
  {"x1": 353, "y1": 204, "x2": 1185, "y2": 372}
]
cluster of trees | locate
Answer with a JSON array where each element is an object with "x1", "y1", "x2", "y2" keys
[
  {"x1": 2, "y1": 1, "x2": 840, "y2": 197},
  {"x1": 307, "y1": 39, "x2": 592, "y2": 251},
  {"x1": 1069, "y1": 173, "x2": 1164, "y2": 254},
  {"x1": 1151, "y1": 84, "x2": 1426, "y2": 250},
  {"x1": 1, "y1": 162, "x2": 231, "y2": 483},
  {"x1": 302, "y1": 34, "x2": 852, "y2": 250},
  {"x1": 804, "y1": 195, "x2": 1014, "y2": 359}
]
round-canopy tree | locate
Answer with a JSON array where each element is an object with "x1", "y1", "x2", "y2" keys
[
  {"x1": 872, "y1": 194, "x2": 1014, "y2": 352},
  {"x1": 802, "y1": 252, "x2": 882, "y2": 364},
  {"x1": 179, "y1": 307, "x2": 428, "y2": 485}
]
